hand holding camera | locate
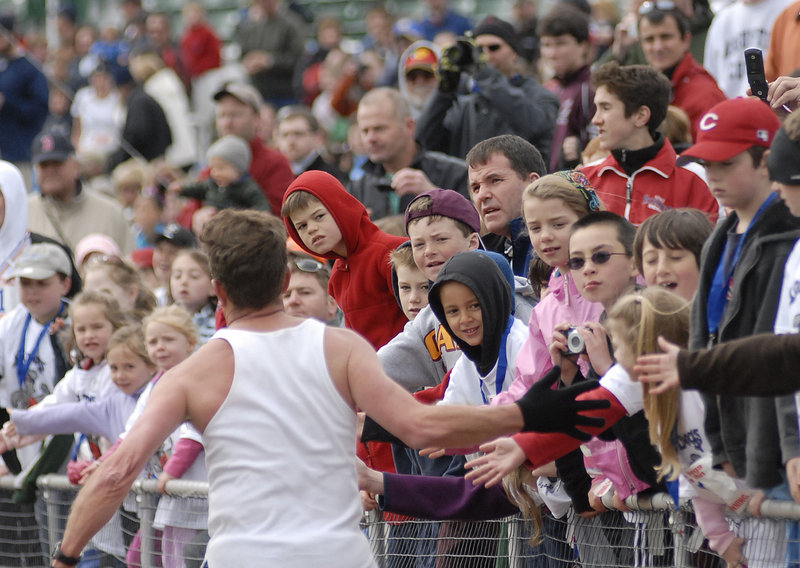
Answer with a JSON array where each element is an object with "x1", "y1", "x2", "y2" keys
[
  {"x1": 550, "y1": 321, "x2": 615, "y2": 378},
  {"x1": 437, "y1": 36, "x2": 485, "y2": 93}
]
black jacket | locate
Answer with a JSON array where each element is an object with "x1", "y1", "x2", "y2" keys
[
  {"x1": 415, "y1": 65, "x2": 558, "y2": 165},
  {"x1": 348, "y1": 147, "x2": 469, "y2": 220},
  {"x1": 108, "y1": 86, "x2": 172, "y2": 170},
  {"x1": 690, "y1": 196, "x2": 800, "y2": 488}
]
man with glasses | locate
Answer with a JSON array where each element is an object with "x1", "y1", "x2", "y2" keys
[
  {"x1": 276, "y1": 106, "x2": 345, "y2": 183},
  {"x1": 416, "y1": 16, "x2": 558, "y2": 165},
  {"x1": 637, "y1": 3, "x2": 725, "y2": 139}
]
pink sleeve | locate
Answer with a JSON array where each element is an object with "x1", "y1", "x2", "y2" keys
[
  {"x1": 492, "y1": 313, "x2": 553, "y2": 406},
  {"x1": 97, "y1": 437, "x2": 122, "y2": 463},
  {"x1": 692, "y1": 497, "x2": 736, "y2": 555},
  {"x1": 164, "y1": 438, "x2": 204, "y2": 478}
]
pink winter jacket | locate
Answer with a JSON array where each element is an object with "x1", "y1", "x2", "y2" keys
[{"x1": 492, "y1": 268, "x2": 603, "y2": 406}]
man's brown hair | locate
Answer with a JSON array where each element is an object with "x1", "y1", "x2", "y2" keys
[{"x1": 201, "y1": 210, "x2": 287, "y2": 308}]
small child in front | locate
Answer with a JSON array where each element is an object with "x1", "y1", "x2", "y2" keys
[{"x1": 390, "y1": 243, "x2": 429, "y2": 322}]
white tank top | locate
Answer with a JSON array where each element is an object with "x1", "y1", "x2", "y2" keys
[{"x1": 203, "y1": 319, "x2": 375, "y2": 567}]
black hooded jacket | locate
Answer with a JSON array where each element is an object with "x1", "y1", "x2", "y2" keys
[{"x1": 428, "y1": 251, "x2": 513, "y2": 377}]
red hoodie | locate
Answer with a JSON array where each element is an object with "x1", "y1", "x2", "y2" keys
[{"x1": 282, "y1": 170, "x2": 408, "y2": 350}]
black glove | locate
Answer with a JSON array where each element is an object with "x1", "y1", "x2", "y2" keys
[
  {"x1": 437, "y1": 67, "x2": 462, "y2": 94},
  {"x1": 515, "y1": 366, "x2": 610, "y2": 441},
  {"x1": 437, "y1": 45, "x2": 463, "y2": 94}
]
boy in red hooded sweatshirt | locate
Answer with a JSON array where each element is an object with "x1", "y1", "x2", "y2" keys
[{"x1": 282, "y1": 170, "x2": 408, "y2": 349}]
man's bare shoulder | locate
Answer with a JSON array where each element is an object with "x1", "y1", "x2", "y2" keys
[
  {"x1": 162, "y1": 338, "x2": 235, "y2": 432},
  {"x1": 323, "y1": 326, "x2": 378, "y2": 409}
]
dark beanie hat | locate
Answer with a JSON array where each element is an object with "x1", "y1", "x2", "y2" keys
[{"x1": 473, "y1": 16, "x2": 520, "y2": 54}]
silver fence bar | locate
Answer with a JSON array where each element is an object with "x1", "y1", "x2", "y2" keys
[{"x1": 3, "y1": 474, "x2": 800, "y2": 567}]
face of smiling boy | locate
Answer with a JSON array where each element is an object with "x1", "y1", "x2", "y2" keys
[{"x1": 438, "y1": 281, "x2": 484, "y2": 346}]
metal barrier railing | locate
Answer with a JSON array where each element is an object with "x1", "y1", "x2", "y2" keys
[{"x1": 2, "y1": 474, "x2": 800, "y2": 567}]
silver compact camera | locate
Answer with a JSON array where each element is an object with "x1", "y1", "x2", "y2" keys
[{"x1": 563, "y1": 327, "x2": 586, "y2": 355}]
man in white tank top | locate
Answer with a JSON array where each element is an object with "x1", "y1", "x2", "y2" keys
[{"x1": 51, "y1": 210, "x2": 607, "y2": 567}]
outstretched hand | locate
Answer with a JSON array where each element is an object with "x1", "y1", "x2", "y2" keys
[
  {"x1": 515, "y1": 366, "x2": 609, "y2": 441},
  {"x1": 464, "y1": 437, "x2": 526, "y2": 487},
  {"x1": 633, "y1": 336, "x2": 681, "y2": 395}
]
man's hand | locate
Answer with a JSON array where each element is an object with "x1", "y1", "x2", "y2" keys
[
  {"x1": 464, "y1": 436, "x2": 526, "y2": 487},
  {"x1": 391, "y1": 168, "x2": 437, "y2": 197},
  {"x1": 515, "y1": 366, "x2": 609, "y2": 439},
  {"x1": 634, "y1": 336, "x2": 681, "y2": 394},
  {"x1": 242, "y1": 50, "x2": 273, "y2": 74},
  {"x1": 768, "y1": 76, "x2": 800, "y2": 114}
]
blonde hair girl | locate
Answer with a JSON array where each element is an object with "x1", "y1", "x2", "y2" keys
[
  {"x1": 83, "y1": 256, "x2": 157, "y2": 320},
  {"x1": 606, "y1": 287, "x2": 690, "y2": 480}
]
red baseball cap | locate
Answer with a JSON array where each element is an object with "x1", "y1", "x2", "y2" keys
[
  {"x1": 679, "y1": 98, "x2": 780, "y2": 165},
  {"x1": 404, "y1": 46, "x2": 437, "y2": 74}
]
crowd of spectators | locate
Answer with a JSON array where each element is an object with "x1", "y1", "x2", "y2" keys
[{"x1": 2, "y1": 0, "x2": 800, "y2": 565}]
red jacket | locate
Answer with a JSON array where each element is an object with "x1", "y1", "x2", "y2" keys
[
  {"x1": 251, "y1": 139, "x2": 295, "y2": 215},
  {"x1": 513, "y1": 386, "x2": 627, "y2": 469},
  {"x1": 580, "y1": 138, "x2": 718, "y2": 226},
  {"x1": 180, "y1": 23, "x2": 221, "y2": 79},
  {"x1": 282, "y1": 170, "x2": 408, "y2": 350},
  {"x1": 670, "y1": 52, "x2": 727, "y2": 140}
]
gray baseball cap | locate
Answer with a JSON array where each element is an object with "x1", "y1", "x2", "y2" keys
[
  {"x1": 9, "y1": 243, "x2": 72, "y2": 280},
  {"x1": 213, "y1": 82, "x2": 263, "y2": 113}
]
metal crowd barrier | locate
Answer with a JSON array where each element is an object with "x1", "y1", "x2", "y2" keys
[{"x1": 2, "y1": 474, "x2": 800, "y2": 567}]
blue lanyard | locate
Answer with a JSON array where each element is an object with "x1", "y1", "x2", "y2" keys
[
  {"x1": 16, "y1": 301, "x2": 65, "y2": 388},
  {"x1": 481, "y1": 316, "x2": 514, "y2": 404},
  {"x1": 706, "y1": 193, "x2": 776, "y2": 335}
]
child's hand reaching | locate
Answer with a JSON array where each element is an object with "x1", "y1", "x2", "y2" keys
[
  {"x1": 157, "y1": 471, "x2": 175, "y2": 495},
  {"x1": 721, "y1": 537, "x2": 747, "y2": 568},
  {"x1": 360, "y1": 490, "x2": 379, "y2": 511},
  {"x1": 77, "y1": 460, "x2": 100, "y2": 485},
  {"x1": 464, "y1": 437, "x2": 526, "y2": 488}
]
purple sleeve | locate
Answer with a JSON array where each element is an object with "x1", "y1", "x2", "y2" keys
[
  {"x1": 381, "y1": 473, "x2": 519, "y2": 521},
  {"x1": 13, "y1": 392, "x2": 135, "y2": 441}
]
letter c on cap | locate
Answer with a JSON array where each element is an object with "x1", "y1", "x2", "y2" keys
[{"x1": 699, "y1": 113, "x2": 718, "y2": 131}]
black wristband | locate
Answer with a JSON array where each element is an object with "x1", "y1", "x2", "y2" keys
[{"x1": 52, "y1": 541, "x2": 81, "y2": 566}]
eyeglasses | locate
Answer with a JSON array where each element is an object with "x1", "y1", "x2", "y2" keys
[
  {"x1": 480, "y1": 44, "x2": 503, "y2": 52},
  {"x1": 292, "y1": 258, "x2": 327, "y2": 273},
  {"x1": 567, "y1": 251, "x2": 629, "y2": 270},
  {"x1": 638, "y1": 0, "x2": 677, "y2": 15}
]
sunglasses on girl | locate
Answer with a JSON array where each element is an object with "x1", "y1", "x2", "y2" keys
[{"x1": 567, "y1": 251, "x2": 629, "y2": 270}]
